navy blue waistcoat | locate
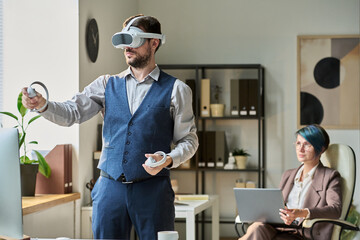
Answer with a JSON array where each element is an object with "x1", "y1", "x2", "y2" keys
[{"x1": 98, "y1": 71, "x2": 176, "y2": 181}]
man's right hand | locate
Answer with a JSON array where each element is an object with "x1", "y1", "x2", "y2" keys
[{"x1": 21, "y1": 87, "x2": 47, "y2": 112}]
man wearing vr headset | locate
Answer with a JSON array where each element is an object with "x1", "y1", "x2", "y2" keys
[{"x1": 22, "y1": 14, "x2": 198, "y2": 239}]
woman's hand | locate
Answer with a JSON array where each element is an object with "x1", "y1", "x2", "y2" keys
[{"x1": 279, "y1": 207, "x2": 308, "y2": 225}]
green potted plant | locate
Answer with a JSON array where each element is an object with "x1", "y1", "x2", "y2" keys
[
  {"x1": 232, "y1": 147, "x2": 250, "y2": 169},
  {"x1": 0, "y1": 92, "x2": 51, "y2": 196},
  {"x1": 341, "y1": 204, "x2": 360, "y2": 240},
  {"x1": 210, "y1": 85, "x2": 225, "y2": 117}
]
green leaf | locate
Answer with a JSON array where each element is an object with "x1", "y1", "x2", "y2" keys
[
  {"x1": 17, "y1": 92, "x2": 28, "y2": 117},
  {"x1": 28, "y1": 141, "x2": 38, "y2": 145},
  {"x1": 0, "y1": 111, "x2": 18, "y2": 121},
  {"x1": 33, "y1": 150, "x2": 51, "y2": 178},
  {"x1": 19, "y1": 132, "x2": 26, "y2": 149},
  {"x1": 341, "y1": 204, "x2": 360, "y2": 240},
  {"x1": 28, "y1": 115, "x2": 42, "y2": 125},
  {"x1": 20, "y1": 155, "x2": 34, "y2": 164}
]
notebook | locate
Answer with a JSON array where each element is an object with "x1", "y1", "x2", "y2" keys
[
  {"x1": 234, "y1": 188, "x2": 285, "y2": 224},
  {"x1": 0, "y1": 128, "x2": 23, "y2": 238}
]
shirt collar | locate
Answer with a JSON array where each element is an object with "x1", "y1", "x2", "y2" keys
[
  {"x1": 307, "y1": 163, "x2": 319, "y2": 178},
  {"x1": 125, "y1": 65, "x2": 161, "y2": 82},
  {"x1": 294, "y1": 163, "x2": 320, "y2": 182}
]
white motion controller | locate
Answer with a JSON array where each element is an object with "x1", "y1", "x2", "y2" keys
[
  {"x1": 27, "y1": 81, "x2": 49, "y2": 113},
  {"x1": 144, "y1": 151, "x2": 167, "y2": 168}
]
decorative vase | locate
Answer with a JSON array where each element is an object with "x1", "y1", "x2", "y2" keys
[
  {"x1": 210, "y1": 104, "x2": 225, "y2": 117},
  {"x1": 20, "y1": 163, "x2": 39, "y2": 196},
  {"x1": 235, "y1": 156, "x2": 247, "y2": 169}
]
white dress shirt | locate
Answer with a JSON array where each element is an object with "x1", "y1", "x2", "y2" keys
[
  {"x1": 287, "y1": 163, "x2": 319, "y2": 221},
  {"x1": 40, "y1": 65, "x2": 198, "y2": 168}
]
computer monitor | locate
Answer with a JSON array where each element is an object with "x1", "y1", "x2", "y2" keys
[{"x1": 0, "y1": 128, "x2": 23, "y2": 238}]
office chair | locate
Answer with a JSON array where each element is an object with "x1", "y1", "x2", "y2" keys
[
  {"x1": 235, "y1": 143, "x2": 359, "y2": 239},
  {"x1": 302, "y1": 143, "x2": 359, "y2": 239}
]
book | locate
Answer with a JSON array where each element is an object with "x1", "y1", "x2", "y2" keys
[
  {"x1": 176, "y1": 194, "x2": 209, "y2": 201},
  {"x1": 215, "y1": 131, "x2": 228, "y2": 168},
  {"x1": 239, "y1": 80, "x2": 249, "y2": 116},
  {"x1": 96, "y1": 124, "x2": 103, "y2": 151},
  {"x1": 35, "y1": 144, "x2": 72, "y2": 194},
  {"x1": 66, "y1": 144, "x2": 72, "y2": 193},
  {"x1": 204, "y1": 131, "x2": 227, "y2": 168},
  {"x1": 185, "y1": 79, "x2": 197, "y2": 116},
  {"x1": 230, "y1": 79, "x2": 240, "y2": 116},
  {"x1": 206, "y1": 131, "x2": 216, "y2": 168},
  {"x1": 93, "y1": 151, "x2": 101, "y2": 181},
  {"x1": 200, "y1": 79, "x2": 210, "y2": 117},
  {"x1": 197, "y1": 131, "x2": 206, "y2": 167},
  {"x1": 248, "y1": 79, "x2": 258, "y2": 116}
]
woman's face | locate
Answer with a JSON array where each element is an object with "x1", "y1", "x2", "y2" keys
[{"x1": 295, "y1": 134, "x2": 320, "y2": 165}]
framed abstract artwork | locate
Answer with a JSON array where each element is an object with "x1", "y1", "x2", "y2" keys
[{"x1": 297, "y1": 35, "x2": 360, "y2": 129}]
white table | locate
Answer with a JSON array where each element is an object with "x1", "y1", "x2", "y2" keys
[{"x1": 175, "y1": 195, "x2": 219, "y2": 240}]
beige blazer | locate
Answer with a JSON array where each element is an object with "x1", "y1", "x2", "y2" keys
[{"x1": 279, "y1": 162, "x2": 342, "y2": 239}]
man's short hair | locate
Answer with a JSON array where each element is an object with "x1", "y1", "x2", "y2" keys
[{"x1": 123, "y1": 15, "x2": 162, "y2": 51}]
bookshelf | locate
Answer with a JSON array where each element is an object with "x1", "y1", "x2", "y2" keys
[{"x1": 159, "y1": 64, "x2": 265, "y2": 238}]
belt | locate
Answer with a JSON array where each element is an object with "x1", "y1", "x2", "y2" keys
[{"x1": 100, "y1": 170, "x2": 148, "y2": 184}]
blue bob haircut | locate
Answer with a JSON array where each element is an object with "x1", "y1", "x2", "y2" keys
[{"x1": 295, "y1": 124, "x2": 330, "y2": 155}]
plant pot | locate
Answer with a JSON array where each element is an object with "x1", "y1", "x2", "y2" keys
[
  {"x1": 20, "y1": 164, "x2": 39, "y2": 196},
  {"x1": 210, "y1": 104, "x2": 225, "y2": 117},
  {"x1": 235, "y1": 156, "x2": 247, "y2": 169}
]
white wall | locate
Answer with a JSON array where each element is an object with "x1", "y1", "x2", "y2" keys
[
  {"x1": 140, "y1": 0, "x2": 360, "y2": 238},
  {"x1": 3, "y1": 0, "x2": 79, "y2": 149},
  {"x1": 3, "y1": 0, "x2": 80, "y2": 237},
  {"x1": 78, "y1": 0, "x2": 137, "y2": 208}
]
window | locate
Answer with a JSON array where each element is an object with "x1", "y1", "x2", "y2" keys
[{"x1": 0, "y1": 0, "x2": 3, "y2": 126}]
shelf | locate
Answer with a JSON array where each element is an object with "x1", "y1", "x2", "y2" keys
[
  {"x1": 173, "y1": 167, "x2": 263, "y2": 172},
  {"x1": 173, "y1": 168, "x2": 197, "y2": 171},
  {"x1": 199, "y1": 168, "x2": 261, "y2": 172},
  {"x1": 159, "y1": 63, "x2": 265, "y2": 240},
  {"x1": 171, "y1": 167, "x2": 264, "y2": 172},
  {"x1": 199, "y1": 116, "x2": 260, "y2": 120},
  {"x1": 175, "y1": 217, "x2": 236, "y2": 224},
  {"x1": 160, "y1": 64, "x2": 263, "y2": 69}
]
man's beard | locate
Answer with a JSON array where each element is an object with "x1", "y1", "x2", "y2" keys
[{"x1": 126, "y1": 46, "x2": 152, "y2": 69}]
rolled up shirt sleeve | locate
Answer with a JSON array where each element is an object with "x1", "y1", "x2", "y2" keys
[
  {"x1": 40, "y1": 75, "x2": 108, "y2": 126},
  {"x1": 167, "y1": 80, "x2": 199, "y2": 168}
]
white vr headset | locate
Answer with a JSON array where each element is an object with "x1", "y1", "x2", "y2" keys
[{"x1": 112, "y1": 16, "x2": 166, "y2": 49}]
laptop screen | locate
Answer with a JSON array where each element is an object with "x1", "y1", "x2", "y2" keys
[{"x1": 0, "y1": 128, "x2": 23, "y2": 238}]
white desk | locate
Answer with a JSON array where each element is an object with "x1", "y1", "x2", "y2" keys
[
  {"x1": 175, "y1": 195, "x2": 219, "y2": 240},
  {"x1": 80, "y1": 195, "x2": 220, "y2": 240}
]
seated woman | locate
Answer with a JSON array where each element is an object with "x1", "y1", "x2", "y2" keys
[{"x1": 240, "y1": 124, "x2": 342, "y2": 240}]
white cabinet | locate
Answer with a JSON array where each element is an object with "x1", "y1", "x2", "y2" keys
[{"x1": 81, "y1": 206, "x2": 93, "y2": 239}]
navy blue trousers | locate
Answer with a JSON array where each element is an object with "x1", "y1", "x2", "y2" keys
[{"x1": 91, "y1": 175, "x2": 175, "y2": 240}]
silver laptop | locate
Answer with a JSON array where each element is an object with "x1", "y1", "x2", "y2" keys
[
  {"x1": 0, "y1": 128, "x2": 23, "y2": 238},
  {"x1": 234, "y1": 188, "x2": 285, "y2": 224}
]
